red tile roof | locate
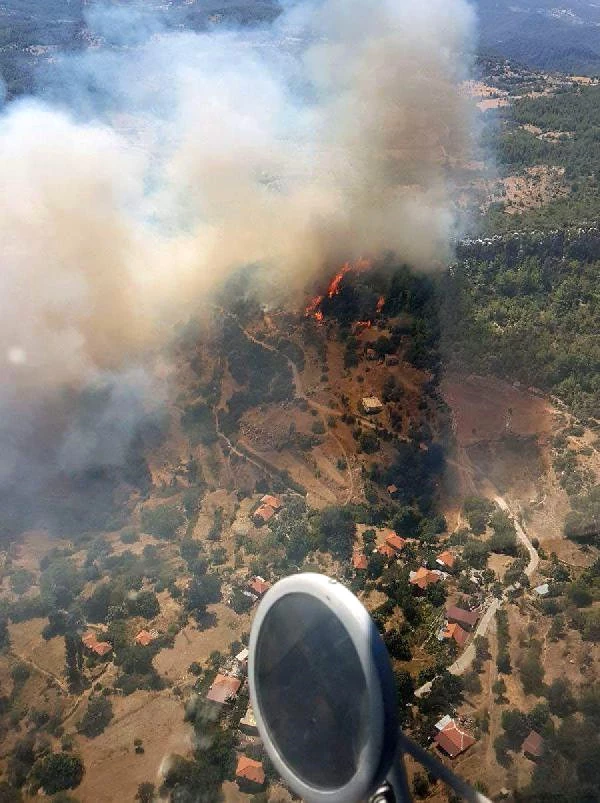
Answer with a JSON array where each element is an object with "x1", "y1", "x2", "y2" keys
[
  {"x1": 248, "y1": 577, "x2": 271, "y2": 597},
  {"x1": 436, "y1": 550, "x2": 455, "y2": 569},
  {"x1": 253, "y1": 504, "x2": 275, "y2": 524},
  {"x1": 260, "y1": 494, "x2": 281, "y2": 511},
  {"x1": 135, "y1": 630, "x2": 153, "y2": 647},
  {"x1": 353, "y1": 553, "x2": 368, "y2": 570},
  {"x1": 523, "y1": 730, "x2": 544, "y2": 758},
  {"x1": 434, "y1": 720, "x2": 476, "y2": 758},
  {"x1": 378, "y1": 543, "x2": 397, "y2": 559},
  {"x1": 446, "y1": 606, "x2": 479, "y2": 629},
  {"x1": 91, "y1": 641, "x2": 112, "y2": 657},
  {"x1": 206, "y1": 674, "x2": 241, "y2": 704},
  {"x1": 442, "y1": 622, "x2": 469, "y2": 646},
  {"x1": 82, "y1": 632, "x2": 98, "y2": 648},
  {"x1": 410, "y1": 567, "x2": 440, "y2": 589},
  {"x1": 385, "y1": 534, "x2": 406, "y2": 552},
  {"x1": 236, "y1": 755, "x2": 265, "y2": 785}
]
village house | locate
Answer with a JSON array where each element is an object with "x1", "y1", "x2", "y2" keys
[
  {"x1": 134, "y1": 629, "x2": 156, "y2": 647},
  {"x1": 533, "y1": 583, "x2": 549, "y2": 597},
  {"x1": 436, "y1": 550, "x2": 455, "y2": 571},
  {"x1": 236, "y1": 755, "x2": 265, "y2": 789},
  {"x1": 409, "y1": 567, "x2": 441, "y2": 591},
  {"x1": 434, "y1": 718, "x2": 476, "y2": 758},
  {"x1": 442, "y1": 622, "x2": 469, "y2": 647},
  {"x1": 239, "y1": 705, "x2": 259, "y2": 735},
  {"x1": 82, "y1": 631, "x2": 112, "y2": 657},
  {"x1": 260, "y1": 494, "x2": 282, "y2": 512},
  {"x1": 352, "y1": 552, "x2": 368, "y2": 571},
  {"x1": 385, "y1": 533, "x2": 406, "y2": 553},
  {"x1": 253, "y1": 504, "x2": 275, "y2": 526},
  {"x1": 248, "y1": 576, "x2": 271, "y2": 598},
  {"x1": 378, "y1": 543, "x2": 397, "y2": 559},
  {"x1": 91, "y1": 641, "x2": 112, "y2": 657},
  {"x1": 386, "y1": 484, "x2": 398, "y2": 496},
  {"x1": 361, "y1": 396, "x2": 384, "y2": 414},
  {"x1": 446, "y1": 605, "x2": 479, "y2": 630},
  {"x1": 206, "y1": 674, "x2": 242, "y2": 705},
  {"x1": 522, "y1": 730, "x2": 544, "y2": 759},
  {"x1": 235, "y1": 647, "x2": 249, "y2": 672}
]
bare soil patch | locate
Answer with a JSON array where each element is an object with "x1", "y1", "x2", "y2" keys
[
  {"x1": 9, "y1": 618, "x2": 65, "y2": 679},
  {"x1": 154, "y1": 604, "x2": 251, "y2": 681},
  {"x1": 75, "y1": 691, "x2": 193, "y2": 803}
]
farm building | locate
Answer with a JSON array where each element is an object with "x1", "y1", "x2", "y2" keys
[
  {"x1": 436, "y1": 550, "x2": 455, "y2": 570},
  {"x1": 434, "y1": 719, "x2": 476, "y2": 758},
  {"x1": 206, "y1": 674, "x2": 241, "y2": 705},
  {"x1": 446, "y1": 606, "x2": 479, "y2": 630},
  {"x1": 361, "y1": 396, "x2": 383, "y2": 414},
  {"x1": 409, "y1": 567, "x2": 441, "y2": 591},
  {"x1": 442, "y1": 622, "x2": 469, "y2": 647},
  {"x1": 236, "y1": 755, "x2": 265, "y2": 787}
]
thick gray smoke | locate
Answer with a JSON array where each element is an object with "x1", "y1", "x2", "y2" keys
[
  {"x1": 0, "y1": 0, "x2": 478, "y2": 498},
  {"x1": 1, "y1": 0, "x2": 477, "y2": 387}
]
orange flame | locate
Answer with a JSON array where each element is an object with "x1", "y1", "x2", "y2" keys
[
  {"x1": 305, "y1": 257, "x2": 373, "y2": 320},
  {"x1": 376, "y1": 295, "x2": 385, "y2": 313},
  {"x1": 327, "y1": 261, "x2": 353, "y2": 298}
]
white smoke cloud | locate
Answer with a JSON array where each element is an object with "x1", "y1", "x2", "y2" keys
[
  {"x1": 0, "y1": 0, "x2": 478, "y2": 487},
  {"x1": 0, "y1": 0, "x2": 477, "y2": 386}
]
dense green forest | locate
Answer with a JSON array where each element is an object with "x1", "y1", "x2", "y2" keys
[
  {"x1": 443, "y1": 229, "x2": 600, "y2": 419},
  {"x1": 483, "y1": 83, "x2": 600, "y2": 231}
]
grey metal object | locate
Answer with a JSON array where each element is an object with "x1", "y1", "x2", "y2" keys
[{"x1": 248, "y1": 573, "x2": 491, "y2": 803}]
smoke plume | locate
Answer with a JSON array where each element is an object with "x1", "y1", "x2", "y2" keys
[{"x1": 0, "y1": 0, "x2": 478, "y2": 506}]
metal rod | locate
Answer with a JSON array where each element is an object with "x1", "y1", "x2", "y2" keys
[{"x1": 395, "y1": 731, "x2": 492, "y2": 803}]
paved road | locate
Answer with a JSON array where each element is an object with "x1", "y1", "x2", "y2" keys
[{"x1": 415, "y1": 494, "x2": 538, "y2": 698}]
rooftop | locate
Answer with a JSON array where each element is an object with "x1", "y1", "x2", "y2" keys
[
  {"x1": 352, "y1": 552, "x2": 368, "y2": 571},
  {"x1": 248, "y1": 576, "x2": 271, "y2": 597},
  {"x1": 135, "y1": 630, "x2": 154, "y2": 647},
  {"x1": 206, "y1": 674, "x2": 242, "y2": 705},
  {"x1": 253, "y1": 504, "x2": 275, "y2": 523},
  {"x1": 91, "y1": 641, "x2": 112, "y2": 657},
  {"x1": 442, "y1": 622, "x2": 469, "y2": 646},
  {"x1": 436, "y1": 550, "x2": 455, "y2": 569},
  {"x1": 236, "y1": 755, "x2": 265, "y2": 786},
  {"x1": 446, "y1": 605, "x2": 479, "y2": 628},
  {"x1": 260, "y1": 494, "x2": 282, "y2": 511},
  {"x1": 434, "y1": 719, "x2": 476, "y2": 758},
  {"x1": 523, "y1": 730, "x2": 544, "y2": 758},
  {"x1": 385, "y1": 533, "x2": 406, "y2": 552},
  {"x1": 409, "y1": 567, "x2": 441, "y2": 589}
]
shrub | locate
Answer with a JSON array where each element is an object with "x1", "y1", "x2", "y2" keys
[{"x1": 78, "y1": 697, "x2": 113, "y2": 738}]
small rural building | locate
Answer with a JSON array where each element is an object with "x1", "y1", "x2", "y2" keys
[
  {"x1": 82, "y1": 631, "x2": 112, "y2": 657},
  {"x1": 352, "y1": 552, "x2": 368, "y2": 571},
  {"x1": 436, "y1": 551, "x2": 455, "y2": 571},
  {"x1": 206, "y1": 674, "x2": 242, "y2": 705},
  {"x1": 135, "y1": 630, "x2": 154, "y2": 647},
  {"x1": 446, "y1": 605, "x2": 479, "y2": 630},
  {"x1": 387, "y1": 484, "x2": 398, "y2": 496},
  {"x1": 253, "y1": 504, "x2": 275, "y2": 526},
  {"x1": 248, "y1": 576, "x2": 271, "y2": 597},
  {"x1": 522, "y1": 730, "x2": 544, "y2": 759},
  {"x1": 434, "y1": 719, "x2": 476, "y2": 758},
  {"x1": 361, "y1": 396, "x2": 383, "y2": 414},
  {"x1": 236, "y1": 755, "x2": 265, "y2": 788},
  {"x1": 365, "y1": 348, "x2": 377, "y2": 361},
  {"x1": 239, "y1": 705, "x2": 259, "y2": 734},
  {"x1": 378, "y1": 543, "x2": 397, "y2": 559},
  {"x1": 91, "y1": 641, "x2": 112, "y2": 657},
  {"x1": 260, "y1": 494, "x2": 282, "y2": 511},
  {"x1": 442, "y1": 622, "x2": 469, "y2": 647},
  {"x1": 533, "y1": 583, "x2": 549, "y2": 597},
  {"x1": 409, "y1": 567, "x2": 441, "y2": 591},
  {"x1": 385, "y1": 533, "x2": 406, "y2": 553},
  {"x1": 235, "y1": 647, "x2": 249, "y2": 671},
  {"x1": 434, "y1": 714, "x2": 453, "y2": 732},
  {"x1": 82, "y1": 632, "x2": 98, "y2": 649}
]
